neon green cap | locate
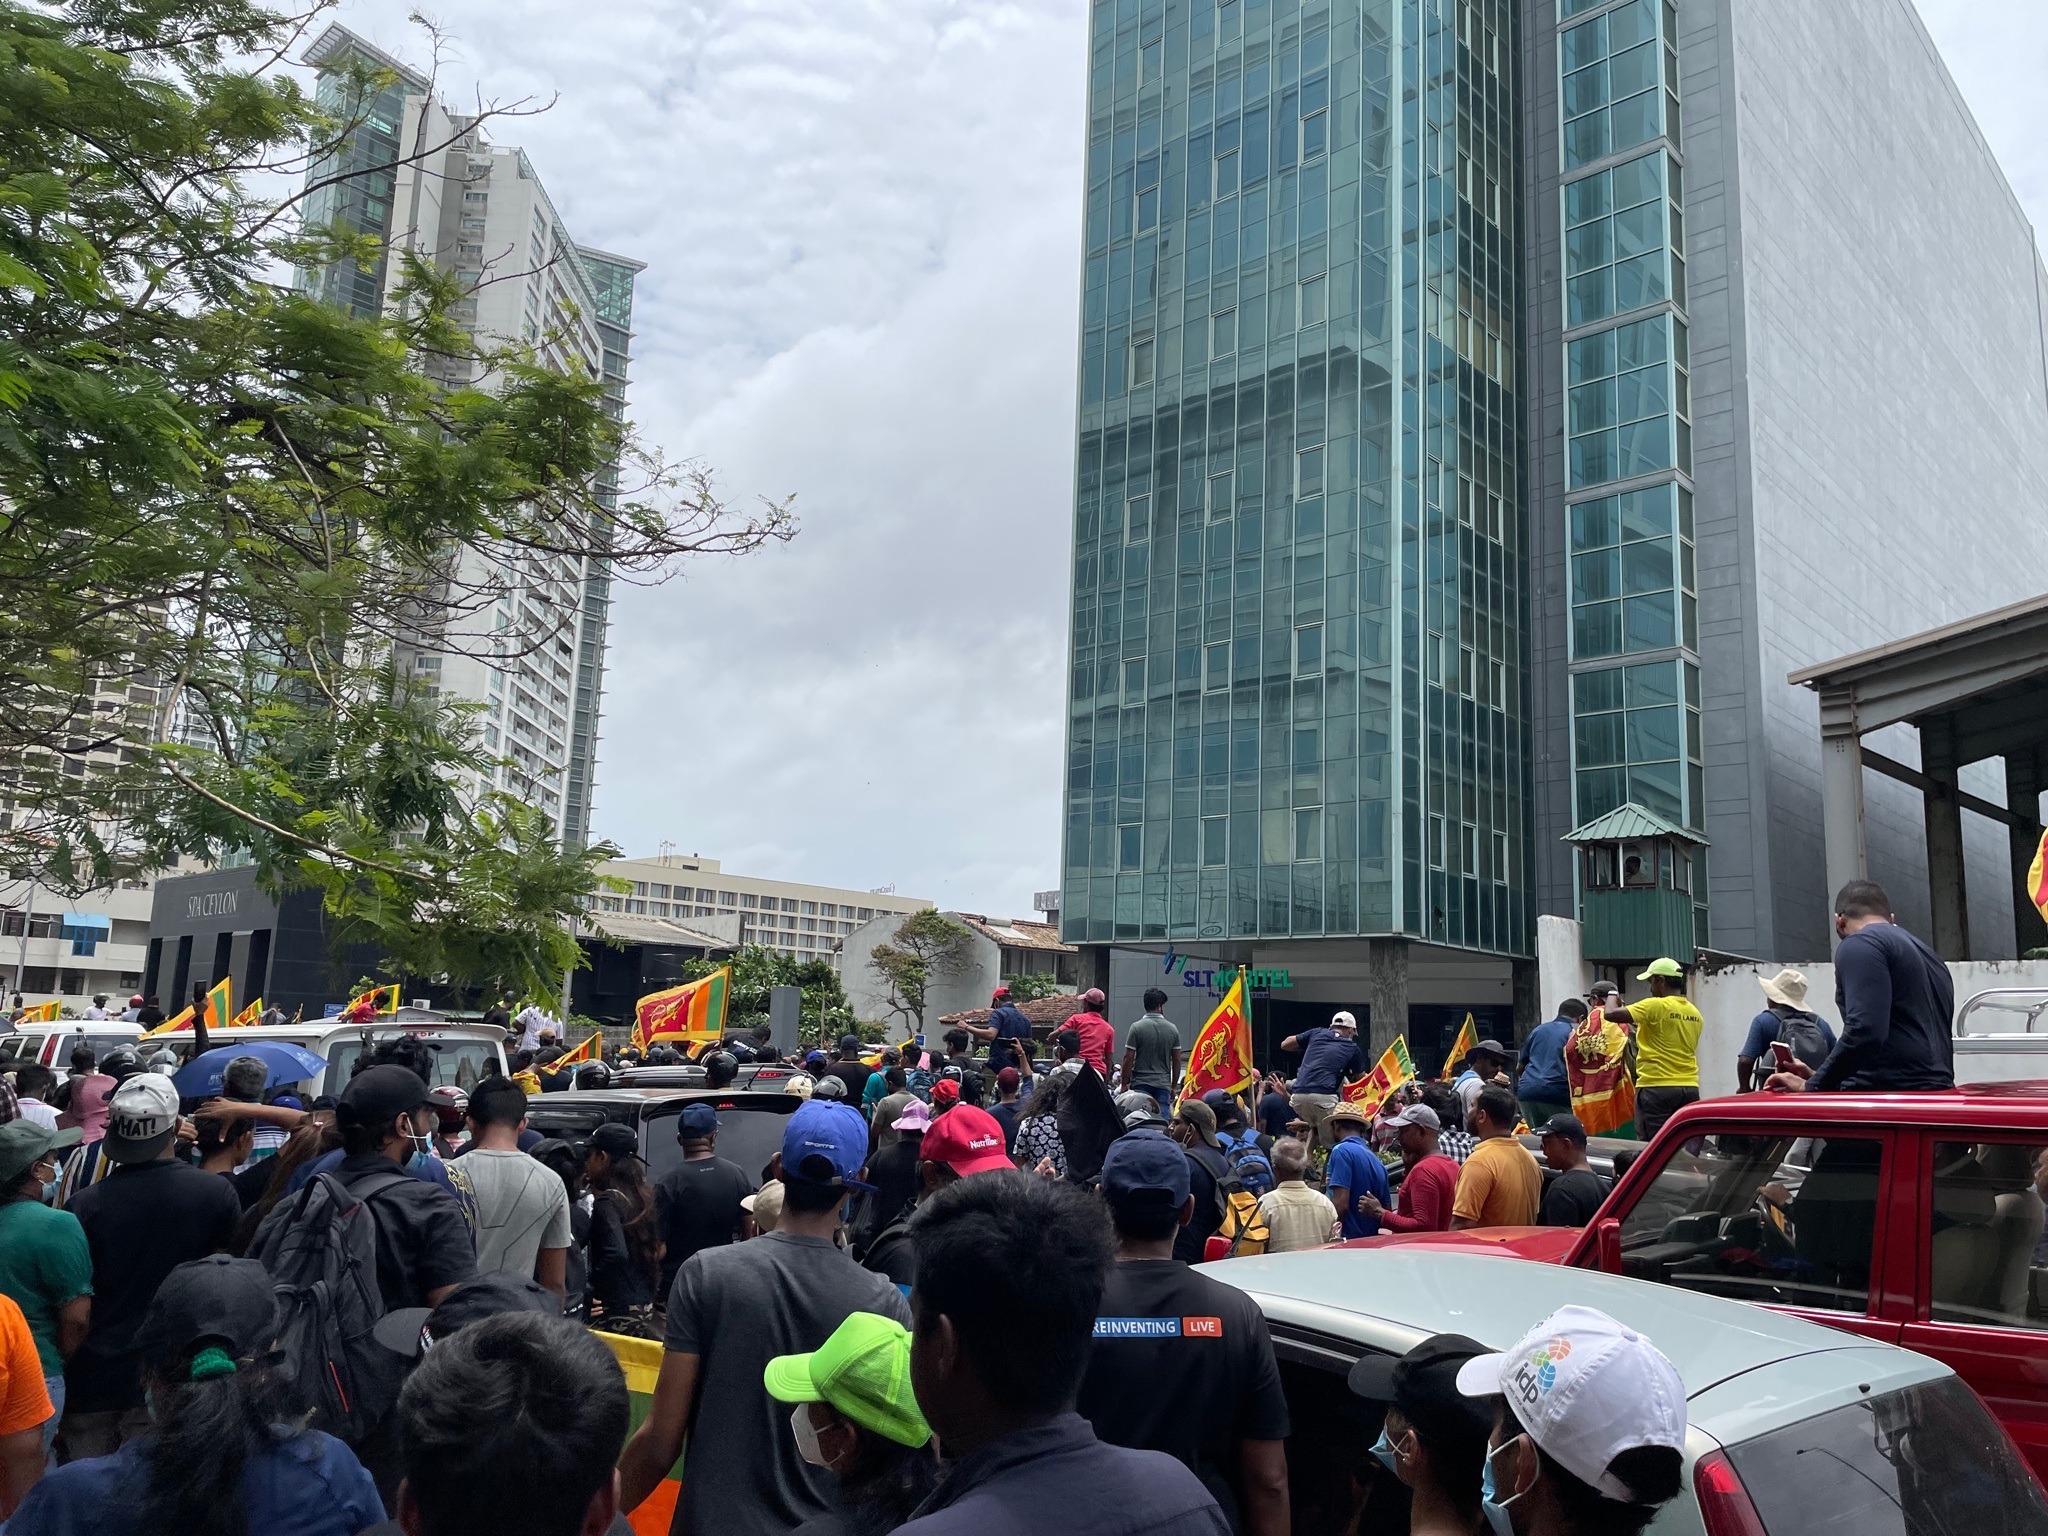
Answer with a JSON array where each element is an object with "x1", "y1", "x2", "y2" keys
[
  {"x1": 1637, "y1": 957, "x2": 1684, "y2": 980},
  {"x1": 763, "y1": 1311, "x2": 930, "y2": 1449}
]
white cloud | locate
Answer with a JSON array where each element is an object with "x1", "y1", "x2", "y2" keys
[{"x1": 1912, "y1": 0, "x2": 2048, "y2": 232}]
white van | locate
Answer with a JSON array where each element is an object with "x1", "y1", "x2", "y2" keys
[{"x1": 0, "y1": 1022, "x2": 146, "y2": 1083}]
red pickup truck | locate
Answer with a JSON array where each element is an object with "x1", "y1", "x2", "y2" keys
[{"x1": 1364, "y1": 1085, "x2": 2048, "y2": 1481}]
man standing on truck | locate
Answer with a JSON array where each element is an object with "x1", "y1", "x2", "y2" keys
[
  {"x1": 1767, "y1": 880, "x2": 1954, "y2": 1094},
  {"x1": 1603, "y1": 959, "x2": 1703, "y2": 1140}
]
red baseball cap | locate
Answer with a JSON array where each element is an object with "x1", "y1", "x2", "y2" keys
[
  {"x1": 919, "y1": 1105, "x2": 1014, "y2": 1177},
  {"x1": 930, "y1": 1078, "x2": 961, "y2": 1107}
]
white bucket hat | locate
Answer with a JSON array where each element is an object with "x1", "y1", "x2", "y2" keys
[{"x1": 1757, "y1": 968, "x2": 1807, "y2": 1009}]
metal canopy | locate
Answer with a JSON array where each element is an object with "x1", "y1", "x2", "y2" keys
[
  {"x1": 1563, "y1": 803, "x2": 1707, "y2": 846},
  {"x1": 1792, "y1": 593, "x2": 2048, "y2": 960}
]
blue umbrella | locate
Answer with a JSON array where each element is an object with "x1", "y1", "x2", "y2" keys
[{"x1": 171, "y1": 1041, "x2": 329, "y2": 1099}]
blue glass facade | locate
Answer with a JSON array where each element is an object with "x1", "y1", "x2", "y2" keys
[{"x1": 1061, "y1": 0, "x2": 1529, "y2": 957}]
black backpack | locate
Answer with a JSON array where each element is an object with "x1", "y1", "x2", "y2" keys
[
  {"x1": 247, "y1": 1170, "x2": 410, "y2": 1443},
  {"x1": 1774, "y1": 1010, "x2": 1833, "y2": 1071}
]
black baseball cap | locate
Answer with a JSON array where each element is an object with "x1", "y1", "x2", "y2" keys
[
  {"x1": 135, "y1": 1255, "x2": 279, "y2": 1368},
  {"x1": 338, "y1": 1065, "x2": 431, "y2": 1131},
  {"x1": 1534, "y1": 1112, "x2": 1589, "y2": 1145},
  {"x1": 373, "y1": 1273, "x2": 560, "y2": 1359},
  {"x1": 1347, "y1": 1332, "x2": 1494, "y2": 1443},
  {"x1": 589, "y1": 1122, "x2": 643, "y2": 1162}
]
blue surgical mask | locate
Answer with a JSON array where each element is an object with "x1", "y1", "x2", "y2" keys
[
  {"x1": 40, "y1": 1175, "x2": 58, "y2": 1204},
  {"x1": 1370, "y1": 1428, "x2": 1400, "y2": 1475},
  {"x1": 1480, "y1": 1437, "x2": 1526, "y2": 1536},
  {"x1": 406, "y1": 1148, "x2": 434, "y2": 1174}
]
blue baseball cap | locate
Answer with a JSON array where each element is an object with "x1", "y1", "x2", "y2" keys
[
  {"x1": 781, "y1": 1101, "x2": 874, "y2": 1191},
  {"x1": 678, "y1": 1103, "x2": 719, "y2": 1139},
  {"x1": 1101, "y1": 1129, "x2": 1190, "y2": 1207}
]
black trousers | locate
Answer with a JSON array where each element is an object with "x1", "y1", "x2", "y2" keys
[{"x1": 1636, "y1": 1085, "x2": 1700, "y2": 1142}]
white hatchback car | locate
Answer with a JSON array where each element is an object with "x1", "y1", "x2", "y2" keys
[{"x1": 1209, "y1": 1246, "x2": 2048, "y2": 1536}]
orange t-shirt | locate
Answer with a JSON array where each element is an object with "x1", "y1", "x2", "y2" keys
[{"x1": 0, "y1": 1291, "x2": 53, "y2": 1436}]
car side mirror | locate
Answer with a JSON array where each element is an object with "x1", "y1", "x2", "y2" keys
[{"x1": 1593, "y1": 1216, "x2": 1622, "y2": 1274}]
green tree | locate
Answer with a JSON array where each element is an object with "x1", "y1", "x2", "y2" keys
[
  {"x1": 684, "y1": 947, "x2": 848, "y2": 1049},
  {"x1": 1001, "y1": 972, "x2": 1065, "y2": 1004},
  {"x1": 867, "y1": 910, "x2": 971, "y2": 1036},
  {"x1": 0, "y1": 0, "x2": 790, "y2": 1000}
]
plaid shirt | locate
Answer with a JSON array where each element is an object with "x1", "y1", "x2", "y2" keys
[{"x1": 1437, "y1": 1128, "x2": 1476, "y2": 1165}]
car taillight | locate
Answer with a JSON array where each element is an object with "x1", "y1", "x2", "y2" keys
[{"x1": 1693, "y1": 1450, "x2": 1767, "y2": 1536}]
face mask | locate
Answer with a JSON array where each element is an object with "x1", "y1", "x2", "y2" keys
[
  {"x1": 1370, "y1": 1428, "x2": 1403, "y2": 1476},
  {"x1": 790, "y1": 1404, "x2": 831, "y2": 1468},
  {"x1": 41, "y1": 1174, "x2": 58, "y2": 1204},
  {"x1": 1480, "y1": 1436, "x2": 1527, "y2": 1536}
]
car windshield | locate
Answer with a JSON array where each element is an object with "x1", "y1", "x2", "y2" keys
[
  {"x1": 327, "y1": 1038, "x2": 500, "y2": 1091},
  {"x1": 1727, "y1": 1374, "x2": 2048, "y2": 1535}
]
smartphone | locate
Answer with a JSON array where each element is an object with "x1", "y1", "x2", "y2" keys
[{"x1": 1769, "y1": 1041, "x2": 1795, "y2": 1072}]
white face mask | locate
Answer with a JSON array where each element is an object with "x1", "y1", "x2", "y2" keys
[{"x1": 791, "y1": 1404, "x2": 831, "y2": 1467}]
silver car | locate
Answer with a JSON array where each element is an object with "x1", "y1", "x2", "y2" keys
[{"x1": 1209, "y1": 1247, "x2": 2047, "y2": 1535}]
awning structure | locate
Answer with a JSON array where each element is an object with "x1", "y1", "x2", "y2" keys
[{"x1": 1790, "y1": 593, "x2": 2048, "y2": 958}]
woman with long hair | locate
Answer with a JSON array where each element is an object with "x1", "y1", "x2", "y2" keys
[
  {"x1": 584, "y1": 1123, "x2": 662, "y2": 1334},
  {"x1": 1012, "y1": 1067, "x2": 1070, "y2": 1177},
  {"x1": 5, "y1": 1254, "x2": 382, "y2": 1536},
  {"x1": 530, "y1": 1136, "x2": 591, "y2": 1318},
  {"x1": 230, "y1": 1116, "x2": 342, "y2": 1253}
]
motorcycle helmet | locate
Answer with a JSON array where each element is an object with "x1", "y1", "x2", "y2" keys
[
  {"x1": 575, "y1": 1061, "x2": 612, "y2": 1090},
  {"x1": 810, "y1": 1074, "x2": 847, "y2": 1102},
  {"x1": 427, "y1": 1084, "x2": 470, "y2": 1133}
]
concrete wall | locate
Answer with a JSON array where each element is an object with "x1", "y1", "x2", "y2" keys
[
  {"x1": 1690, "y1": 0, "x2": 2048, "y2": 959},
  {"x1": 840, "y1": 913, "x2": 998, "y2": 1036}
]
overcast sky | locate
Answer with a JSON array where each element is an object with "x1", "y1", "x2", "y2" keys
[{"x1": 306, "y1": 0, "x2": 2048, "y2": 918}]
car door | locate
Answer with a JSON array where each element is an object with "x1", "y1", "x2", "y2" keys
[
  {"x1": 1587, "y1": 1121, "x2": 1902, "y2": 1346},
  {"x1": 1895, "y1": 1127, "x2": 2048, "y2": 1483}
]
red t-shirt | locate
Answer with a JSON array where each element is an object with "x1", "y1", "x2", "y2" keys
[
  {"x1": 1068, "y1": 1012, "x2": 1115, "y2": 1073},
  {"x1": 1376, "y1": 1153, "x2": 1460, "y2": 1233}
]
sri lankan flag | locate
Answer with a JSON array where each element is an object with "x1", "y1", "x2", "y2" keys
[
  {"x1": 15, "y1": 999, "x2": 58, "y2": 1023},
  {"x1": 206, "y1": 976, "x2": 232, "y2": 1033},
  {"x1": 2030, "y1": 828, "x2": 2048, "y2": 926},
  {"x1": 1440, "y1": 1013, "x2": 1479, "y2": 1080},
  {"x1": 230, "y1": 997, "x2": 264, "y2": 1028},
  {"x1": 633, "y1": 968, "x2": 729, "y2": 1053},
  {"x1": 603, "y1": 1332, "x2": 686, "y2": 1533},
  {"x1": 344, "y1": 984, "x2": 400, "y2": 1017},
  {"x1": 1181, "y1": 970, "x2": 1256, "y2": 1099},
  {"x1": 141, "y1": 1004, "x2": 194, "y2": 1038},
  {"x1": 541, "y1": 1032, "x2": 603, "y2": 1076},
  {"x1": 1341, "y1": 1036, "x2": 1416, "y2": 1115}
]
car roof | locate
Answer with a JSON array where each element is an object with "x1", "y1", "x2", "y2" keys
[
  {"x1": 1666, "y1": 1083, "x2": 2048, "y2": 1128},
  {"x1": 523, "y1": 1088, "x2": 795, "y2": 1110},
  {"x1": 1209, "y1": 1248, "x2": 1949, "y2": 1408}
]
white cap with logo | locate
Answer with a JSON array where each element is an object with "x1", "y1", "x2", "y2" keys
[
  {"x1": 104, "y1": 1072, "x2": 182, "y2": 1164},
  {"x1": 1455, "y1": 1304, "x2": 1687, "y2": 1501},
  {"x1": 1330, "y1": 1010, "x2": 1357, "y2": 1031}
]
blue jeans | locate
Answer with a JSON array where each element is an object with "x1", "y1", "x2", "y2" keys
[
  {"x1": 42, "y1": 1373, "x2": 63, "y2": 1466},
  {"x1": 1136, "y1": 1083, "x2": 1174, "y2": 1113}
]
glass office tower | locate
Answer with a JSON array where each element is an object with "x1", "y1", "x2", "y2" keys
[{"x1": 1061, "y1": 0, "x2": 1529, "y2": 958}]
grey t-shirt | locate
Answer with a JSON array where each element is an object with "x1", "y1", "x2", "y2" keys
[
  {"x1": 1124, "y1": 1015, "x2": 1181, "y2": 1087},
  {"x1": 450, "y1": 1148, "x2": 571, "y2": 1280},
  {"x1": 664, "y1": 1230, "x2": 912, "y2": 1536}
]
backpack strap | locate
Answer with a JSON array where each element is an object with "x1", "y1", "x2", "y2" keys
[{"x1": 332, "y1": 1168, "x2": 413, "y2": 1210}]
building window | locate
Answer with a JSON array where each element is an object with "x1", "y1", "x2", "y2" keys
[
  {"x1": 741, "y1": 893, "x2": 758, "y2": 908},
  {"x1": 1207, "y1": 470, "x2": 1234, "y2": 521},
  {"x1": 1461, "y1": 824, "x2": 1479, "y2": 876},
  {"x1": 719, "y1": 891, "x2": 736, "y2": 906},
  {"x1": 781, "y1": 899, "x2": 798, "y2": 913},
  {"x1": 1123, "y1": 658, "x2": 1146, "y2": 701},
  {"x1": 1126, "y1": 493, "x2": 1150, "y2": 544},
  {"x1": 1200, "y1": 816, "x2": 1227, "y2": 866},
  {"x1": 1428, "y1": 814, "x2": 1446, "y2": 869},
  {"x1": 1129, "y1": 334, "x2": 1156, "y2": 387},
  {"x1": 1294, "y1": 808, "x2": 1323, "y2": 862},
  {"x1": 1298, "y1": 273, "x2": 1328, "y2": 327},
  {"x1": 1567, "y1": 314, "x2": 1689, "y2": 489},
  {"x1": 1571, "y1": 659, "x2": 1700, "y2": 828},
  {"x1": 1296, "y1": 445, "x2": 1325, "y2": 498},
  {"x1": 1213, "y1": 148, "x2": 1239, "y2": 200},
  {"x1": 1210, "y1": 308, "x2": 1237, "y2": 357},
  {"x1": 1204, "y1": 641, "x2": 1231, "y2": 691},
  {"x1": 1493, "y1": 830, "x2": 1510, "y2": 884},
  {"x1": 858, "y1": 907, "x2": 873, "y2": 920},
  {"x1": 1139, "y1": 39, "x2": 1162, "y2": 85},
  {"x1": 1560, "y1": 0, "x2": 1679, "y2": 171},
  {"x1": 1294, "y1": 624, "x2": 1323, "y2": 676},
  {"x1": 1564, "y1": 149, "x2": 1682, "y2": 326},
  {"x1": 1569, "y1": 482, "x2": 1695, "y2": 658},
  {"x1": 1119, "y1": 823, "x2": 1142, "y2": 870},
  {"x1": 1300, "y1": 108, "x2": 1328, "y2": 161}
]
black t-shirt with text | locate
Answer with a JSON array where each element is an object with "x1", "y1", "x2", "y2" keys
[
  {"x1": 1076, "y1": 1258, "x2": 1291, "y2": 1530},
  {"x1": 1539, "y1": 1166, "x2": 1608, "y2": 1227},
  {"x1": 654, "y1": 1155, "x2": 756, "y2": 1294}
]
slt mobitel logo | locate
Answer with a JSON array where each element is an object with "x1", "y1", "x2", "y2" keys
[{"x1": 1161, "y1": 952, "x2": 1292, "y2": 998}]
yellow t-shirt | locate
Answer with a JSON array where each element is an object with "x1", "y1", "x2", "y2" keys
[
  {"x1": 1451, "y1": 1134, "x2": 1542, "y2": 1227},
  {"x1": 1631, "y1": 994, "x2": 1704, "y2": 1087}
]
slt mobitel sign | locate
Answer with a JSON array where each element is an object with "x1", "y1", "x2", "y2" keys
[{"x1": 1163, "y1": 952, "x2": 1293, "y2": 999}]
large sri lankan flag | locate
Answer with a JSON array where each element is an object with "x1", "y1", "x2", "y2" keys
[
  {"x1": 1341, "y1": 1036, "x2": 1416, "y2": 1115},
  {"x1": 1181, "y1": 969, "x2": 1257, "y2": 1100},
  {"x1": 633, "y1": 967, "x2": 730, "y2": 1054}
]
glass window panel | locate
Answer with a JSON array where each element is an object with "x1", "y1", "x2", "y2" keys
[
  {"x1": 1120, "y1": 824, "x2": 1142, "y2": 870},
  {"x1": 1608, "y1": 0, "x2": 1658, "y2": 52},
  {"x1": 1563, "y1": 63, "x2": 1610, "y2": 119},
  {"x1": 1682, "y1": 661, "x2": 1701, "y2": 708},
  {"x1": 1573, "y1": 601, "x2": 1623, "y2": 659},
  {"x1": 1570, "y1": 431, "x2": 1620, "y2": 488},
  {"x1": 1618, "y1": 419, "x2": 1674, "y2": 478},
  {"x1": 1617, "y1": 316, "x2": 1668, "y2": 369},
  {"x1": 1559, "y1": 15, "x2": 1607, "y2": 73},
  {"x1": 1569, "y1": 270, "x2": 1616, "y2": 326},
  {"x1": 1615, "y1": 364, "x2": 1668, "y2": 424},
  {"x1": 1686, "y1": 708, "x2": 1703, "y2": 761},
  {"x1": 1577, "y1": 766, "x2": 1626, "y2": 824},
  {"x1": 1608, "y1": 90, "x2": 1662, "y2": 153},
  {"x1": 1628, "y1": 762, "x2": 1684, "y2": 822},
  {"x1": 1571, "y1": 496, "x2": 1619, "y2": 551},
  {"x1": 1294, "y1": 808, "x2": 1322, "y2": 860},
  {"x1": 1574, "y1": 667, "x2": 1625, "y2": 713},
  {"x1": 1620, "y1": 485, "x2": 1674, "y2": 540},
  {"x1": 1202, "y1": 816, "x2": 1227, "y2": 866},
  {"x1": 1621, "y1": 538, "x2": 1673, "y2": 595},
  {"x1": 1564, "y1": 114, "x2": 1609, "y2": 168},
  {"x1": 1607, "y1": 40, "x2": 1658, "y2": 97},
  {"x1": 1610, "y1": 151, "x2": 1661, "y2": 208},
  {"x1": 1573, "y1": 549, "x2": 1622, "y2": 603},
  {"x1": 1566, "y1": 219, "x2": 1615, "y2": 274},
  {"x1": 1623, "y1": 590, "x2": 1677, "y2": 650},
  {"x1": 1680, "y1": 540, "x2": 1696, "y2": 592},
  {"x1": 1213, "y1": 308, "x2": 1238, "y2": 354},
  {"x1": 1626, "y1": 661, "x2": 1679, "y2": 706},
  {"x1": 1565, "y1": 174, "x2": 1611, "y2": 227},
  {"x1": 1570, "y1": 378, "x2": 1618, "y2": 433},
  {"x1": 1626, "y1": 705, "x2": 1681, "y2": 761},
  {"x1": 1611, "y1": 253, "x2": 1664, "y2": 314},
  {"x1": 1613, "y1": 201, "x2": 1663, "y2": 258},
  {"x1": 1569, "y1": 330, "x2": 1618, "y2": 385},
  {"x1": 1576, "y1": 712, "x2": 1625, "y2": 767}
]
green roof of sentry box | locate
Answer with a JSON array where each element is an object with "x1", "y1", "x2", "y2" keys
[{"x1": 1562, "y1": 802, "x2": 1708, "y2": 846}]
